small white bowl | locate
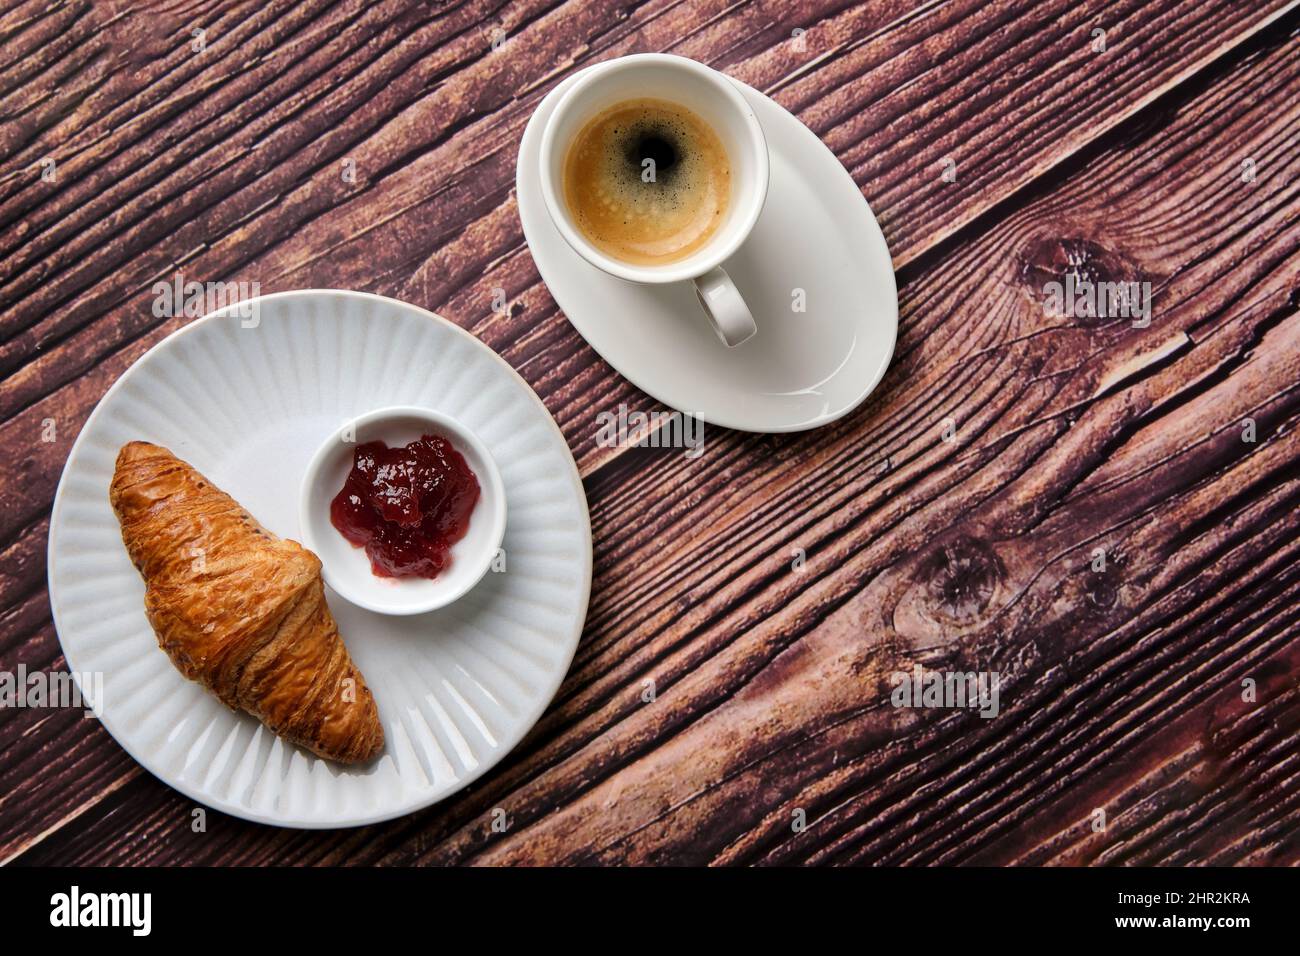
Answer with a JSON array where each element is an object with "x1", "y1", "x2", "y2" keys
[{"x1": 299, "y1": 406, "x2": 506, "y2": 615}]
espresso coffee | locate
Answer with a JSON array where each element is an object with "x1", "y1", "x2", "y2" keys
[{"x1": 562, "y1": 98, "x2": 730, "y2": 266}]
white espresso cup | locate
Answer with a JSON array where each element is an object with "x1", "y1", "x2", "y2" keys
[{"x1": 539, "y1": 54, "x2": 770, "y2": 347}]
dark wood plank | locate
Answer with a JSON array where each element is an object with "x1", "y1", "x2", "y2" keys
[
  {"x1": 8, "y1": 12, "x2": 1299, "y2": 866},
  {"x1": 2, "y1": 0, "x2": 1290, "y2": 652},
  {"x1": 2, "y1": 0, "x2": 1291, "y2": 503},
  {"x1": 409, "y1": 23, "x2": 1300, "y2": 866}
]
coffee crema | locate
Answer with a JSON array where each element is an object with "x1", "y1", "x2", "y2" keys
[{"x1": 562, "y1": 98, "x2": 730, "y2": 266}]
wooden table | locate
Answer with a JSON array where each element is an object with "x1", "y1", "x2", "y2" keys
[{"x1": 3, "y1": 0, "x2": 1298, "y2": 866}]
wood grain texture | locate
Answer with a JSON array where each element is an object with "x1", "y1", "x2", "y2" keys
[{"x1": 2, "y1": 0, "x2": 1299, "y2": 865}]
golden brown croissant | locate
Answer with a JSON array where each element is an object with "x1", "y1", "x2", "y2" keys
[{"x1": 109, "y1": 441, "x2": 384, "y2": 764}]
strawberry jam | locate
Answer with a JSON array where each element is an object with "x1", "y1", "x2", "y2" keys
[{"x1": 329, "y1": 433, "x2": 480, "y2": 579}]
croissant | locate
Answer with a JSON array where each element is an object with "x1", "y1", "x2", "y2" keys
[{"x1": 109, "y1": 441, "x2": 384, "y2": 764}]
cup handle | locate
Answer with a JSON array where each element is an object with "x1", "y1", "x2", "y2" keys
[{"x1": 694, "y1": 267, "x2": 757, "y2": 347}]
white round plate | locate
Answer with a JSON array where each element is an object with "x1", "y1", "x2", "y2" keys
[
  {"x1": 517, "y1": 67, "x2": 898, "y2": 433},
  {"x1": 47, "y1": 290, "x2": 592, "y2": 828}
]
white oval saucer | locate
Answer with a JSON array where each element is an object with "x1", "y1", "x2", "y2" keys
[{"x1": 517, "y1": 67, "x2": 899, "y2": 433}]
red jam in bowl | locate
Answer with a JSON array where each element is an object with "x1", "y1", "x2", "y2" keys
[{"x1": 329, "y1": 433, "x2": 480, "y2": 579}]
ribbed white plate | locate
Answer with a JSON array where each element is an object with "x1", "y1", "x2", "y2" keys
[{"x1": 47, "y1": 290, "x2": 591, "y2": 828}]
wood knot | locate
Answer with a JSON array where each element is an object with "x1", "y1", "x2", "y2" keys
[
  {"x1": 1019, "y1": 237, "x2": 1147, "y2": 327},
  {"x1": 916, "y1": 536, "x2": 1004, "y2": 626}
]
